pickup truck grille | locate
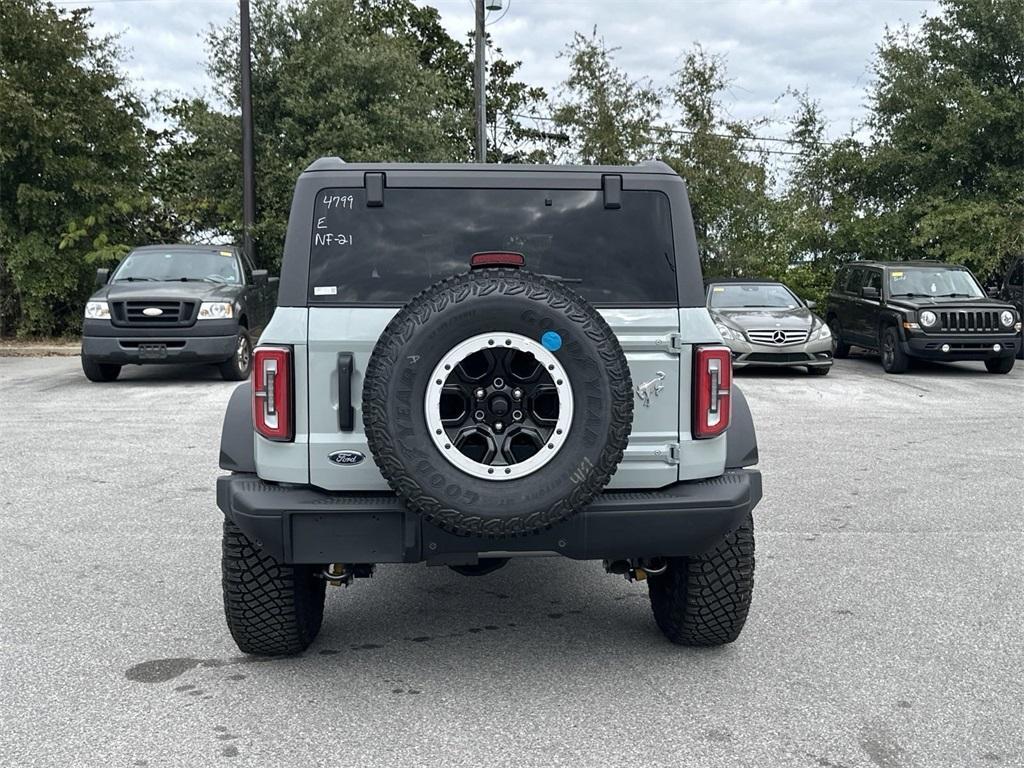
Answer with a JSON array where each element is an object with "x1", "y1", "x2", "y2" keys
[
  {"x1": 111, "y1": 300, "x2": 196, "y2": 328},
  {"x1": 746, "y1": 329, "x2": 809, "y2": 346},
  {"x1": 937, "y1": 310, "x2": 1000, "y2": 333}
]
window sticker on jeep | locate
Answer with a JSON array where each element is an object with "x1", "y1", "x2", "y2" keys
[
  {"x1": 891, "y1": 271, "x2": 904, "y2": 278},
  {"x1": 307, "y1": 187, "x2": 678, "y2": 306},
  {"x1": 314, "y1": 286, "x2": 338, "y2": 296}
]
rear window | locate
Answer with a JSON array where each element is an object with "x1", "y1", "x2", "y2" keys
[{"x1": 307, "y1": 187, "x2": 677, "y2": 306}]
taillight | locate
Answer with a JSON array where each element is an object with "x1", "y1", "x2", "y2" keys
[
  {"x1": 694, "y1": 345, "x2": 731, "y2": 439},
  {"x1": 253, "y1": 346, "x2": 293, "y2": 441},
  {"x1": 470, "y1": 251, "x2": 525, "y2": 268}
]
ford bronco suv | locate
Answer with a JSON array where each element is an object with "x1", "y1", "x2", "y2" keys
[
  {"x1": 825, "y1": 261, "x2": 1020, "y2": 374},
  {"x1": 81, "y1": 244, "x2": 277, "y2": 382},
  {"x1": 216, "y1": 161, "x2": 762, "y2": 656}
]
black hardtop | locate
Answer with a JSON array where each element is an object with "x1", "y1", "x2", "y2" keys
[
  {"x1": 277, "y1": 159, "x2": 706, "y2": 308},
  {"x1": 302, "y1": 158, "x2": 679, "y2": 176}
]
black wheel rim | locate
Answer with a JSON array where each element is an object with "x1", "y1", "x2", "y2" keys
[
  {"x1": 425, "y1": 333, "x2": 573, "y2": 481},
  {"x1": 882, "y1": 333, "x2": 894, "y2": 367}
]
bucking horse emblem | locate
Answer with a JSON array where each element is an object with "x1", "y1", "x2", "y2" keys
[{"x1": 635, "y1": 371, "x2": 666, "y2": 407}]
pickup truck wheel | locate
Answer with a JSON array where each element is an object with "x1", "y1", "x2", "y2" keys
[
  {"x1": 81, "y1": 356, "x2": 121, "y2": 382},
  {"x1": 221, "y1": 519, "x2": 325, "y2": 656},
  {"x1": 985, "y1": 356, "x2": 1015, "y2": 374},
  {"x1": 648, "y1": 515, "x2": 755, "y2": 646},
  {"x1": 879, "y1": 326, "x2": 909, "y2": 373},
  {"x1": 828, "y1": 317, "x2": 850, "y2": 358},
  {"x1": 363, "y1": 267, "x2": 633, "y2": 538},
  {"x1": 218, "y1": 330, "x2": 252, "y2": 382}
]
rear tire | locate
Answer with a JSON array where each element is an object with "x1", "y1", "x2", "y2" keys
[
  {"x1": 219, "y1": 329, "x2": 252, "y2": 382},
  {"x1": 648, "y1": 516, "x2": 755, "y2": 646},
  {"x1": 221, "y1": 519, "x2": 325, "y2": 656},
  {"x1": 81, "y1": 356, "x2": 121, "y2": 382},
  {"x1": 985, "y1": 356, "x2": 1015, "y2": 374},
  {"x1": 880, "y1": 326, "x2": 909, "y2": 374},
  {"x1": 828, "y1": 317, "x2": 850, "y2": 359}
]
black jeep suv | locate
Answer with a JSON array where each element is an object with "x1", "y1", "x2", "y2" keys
[
  {"x1": 81, "y1": 244, "x2": 277, "y2": 382},
  {"x1": 826, "y1": 261, "x2": 1020, "y2": 374}
]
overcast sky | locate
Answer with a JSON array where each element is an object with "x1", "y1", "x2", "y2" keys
[{"x1": 61, "y1": 0, "x2": 938, "y2": 143}]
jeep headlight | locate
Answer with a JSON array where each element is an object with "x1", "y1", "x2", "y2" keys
[
  {"x1": 715, "y1": 323, "x2": 736, "y2": 341},
  {"x1": 84, "y1": 300, "x2": 110, "y2": 320},
  {"x1": 1000, "y1": 310, "x2": 1015, "y2": 327},
  {"x1": 198, "y1": 301, "x2": 234, "y2": 320},
  {"x1": 919, "y1": 310, "x2": 938, "y2": 328}
]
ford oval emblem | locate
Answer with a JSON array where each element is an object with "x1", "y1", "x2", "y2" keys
[
  {"x1": 328, "y1": 450, "x2": 365, "y2": 466},
  {"x1": 142, "y1": 307, "x2": 163, "y2": 317}
]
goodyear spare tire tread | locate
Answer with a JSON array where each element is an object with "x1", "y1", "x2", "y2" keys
[{"x1": 362, "y1": 267, "x2": 633, "y2": 538}]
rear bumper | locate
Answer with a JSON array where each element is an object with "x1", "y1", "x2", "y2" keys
[
  {"x1": 81, "y1": 334, "x2": 236, "y2": 364},
  {"x1": 216, "y1": 469, "x2": 763, "y2": 565},
  {"x1": 901, "y1": 333, "x2": 1017, "y2": 361}
]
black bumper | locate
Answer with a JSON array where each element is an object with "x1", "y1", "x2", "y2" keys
[
  {"x1": 901, "y1": 333, "x2": 1018, "y2": 361},
  {"x1": 216, "y1": 470, "x2": 763, "y2": 565},
  {"x1": 81, "y1": 334, "x2": 235, "y2": 364}
]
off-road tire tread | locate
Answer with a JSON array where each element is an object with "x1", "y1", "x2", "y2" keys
[
  {"x1": 881, "y1": 326, "x2": 909, "y2": 374},
  {"x1": 362, "y1": 268, "x2": 633, "y2": 538},
  {"x1": 648, "y1": 515, "x2": 755, "y2": 646},
  {"x1": 221, "y1": 519, "x2": 325, "y2": 655}
]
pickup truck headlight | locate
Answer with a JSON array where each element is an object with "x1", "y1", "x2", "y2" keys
[
  {"x1": 84, "y1": 300, "x2": 110, "y2": 320},
  {"x1": 715, "y1": 323, "x2": 736, "y2": 341},
  {"x1": 919, "y1": 310, "x2": 938, "y2": 328},
  {"x1": 198, "y1": 301, "x2": 234, "y2": 320},
  {"x1": 1000, "y1": 310, "x2": 1015, "y2": 327},
  {"x1": 809, "y1": 322, "x2": 831, "y2": 341}
]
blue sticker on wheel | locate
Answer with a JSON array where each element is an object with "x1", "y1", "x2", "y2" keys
[{"x1": 541, "y1": 331, "x2": 562, "y2": 351}]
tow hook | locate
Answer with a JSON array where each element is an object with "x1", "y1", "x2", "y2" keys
[
  {"x1": 319, "y1": 563, "x2": 374, "y2": 587},
  {"x1": 604, "y1": 558, "x2": 668, "y2": 582}
]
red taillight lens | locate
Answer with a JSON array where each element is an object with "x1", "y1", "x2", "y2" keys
[
  {"x1": 252, "y1": 346, "x2": 293, "y2": 442},
  {"x1": 470, "y1": 251, "x2": 525, "y2": 268},
  {"x1": 694, "y1": 345, "x2": 731, "y2": 439}
]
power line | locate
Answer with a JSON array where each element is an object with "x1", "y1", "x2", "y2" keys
[{"x1": 512, "y1": 112, "x2": 838, "y2": 151}]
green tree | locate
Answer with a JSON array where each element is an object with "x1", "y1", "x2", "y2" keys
[
  {"x1": 0, "y1": 0, "x2": 153, "y2": 336},
  {"x1": 658, "y1": 47, "x2": 782, "y2": 279},
  {"x1": 155, "y1": 0, "x2": 479, "y2": 267},
  {"x1": 854, "y1": 0, "x2": 1024, "y2": 275},
  {"x1": 550, "y1": 30, "x2": 661, "y2": 164}
]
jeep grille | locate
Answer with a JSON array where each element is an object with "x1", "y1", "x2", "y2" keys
[{"x1": 936, "y1": 310, "x2": 1000, "y2": 333}]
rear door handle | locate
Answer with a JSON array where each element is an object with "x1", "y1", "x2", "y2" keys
[{"x1": 337, "y1": 352, "x2": 354, "y2": 431}]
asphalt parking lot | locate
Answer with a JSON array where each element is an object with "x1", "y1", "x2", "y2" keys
[{"x1": 1, "y1": 354, "x2": 1021, "y2": 767}]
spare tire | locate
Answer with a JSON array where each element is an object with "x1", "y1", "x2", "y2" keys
[{"x1": 362, "y1": 267, "x2": 633, "y2": 537}]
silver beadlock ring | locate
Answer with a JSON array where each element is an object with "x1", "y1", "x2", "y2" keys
[{"x1": 424, "y1": 332, "x2": 573, "y2": 481}]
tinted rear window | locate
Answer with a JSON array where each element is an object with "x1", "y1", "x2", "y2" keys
[{"x1": 307, "y1": 187, "x2": 677, "y2": 305}]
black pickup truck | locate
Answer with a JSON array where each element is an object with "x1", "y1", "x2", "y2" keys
[{"x1": 81, "y1": 244, "x2": 277, "y2": 381}]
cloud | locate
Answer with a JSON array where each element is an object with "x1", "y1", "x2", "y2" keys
[{"x1": 61, "y1": 0, "x2": 937, "y2": 138}]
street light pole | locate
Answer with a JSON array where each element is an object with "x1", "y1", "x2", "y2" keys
[
  {"x1": 473, "y1": 0, "x2": 486, "y2": 162},
  {"x1": 239, "y1": 0, "x2": 256, "y2": 260}
]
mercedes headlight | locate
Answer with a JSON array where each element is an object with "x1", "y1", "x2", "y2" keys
[
  {"x1": 84, "y1": 300, "x2": 110, "y2": 320},
  {"x1": 1000, "y1": 310, "x2": 1015, "y2": 327},
  {"x1": 198, "y1": 301, "x2": 234, "y2": 320},
  {"x1": 809, "y1": 322, "x2": 831, "y2": 341},
  {"x1": 715, "y1": 323, "x2": 736, "y2": 341},
  {"x1": 919, "y1": 310, "x2": 938, "y2": 328}
]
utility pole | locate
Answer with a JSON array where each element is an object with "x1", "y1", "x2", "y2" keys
[
  {"x1": 473, "y1": 0, "x2": 486, "y2": 162},
  {"x1": 239, "y1": 0, "x2": 256, "y2": 260}
]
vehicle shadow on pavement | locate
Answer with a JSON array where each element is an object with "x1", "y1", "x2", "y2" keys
[{"x1": 111, "y1": 364, "x2": 228, "y2": 384}]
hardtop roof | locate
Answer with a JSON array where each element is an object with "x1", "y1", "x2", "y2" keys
[{"x1": 302, "y1": 158, "x2": 679, "y2": 176}]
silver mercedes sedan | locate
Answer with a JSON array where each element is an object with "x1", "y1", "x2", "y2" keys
[{"x1": 705, "y1": 279, "x2": 834, "y2": 375}]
